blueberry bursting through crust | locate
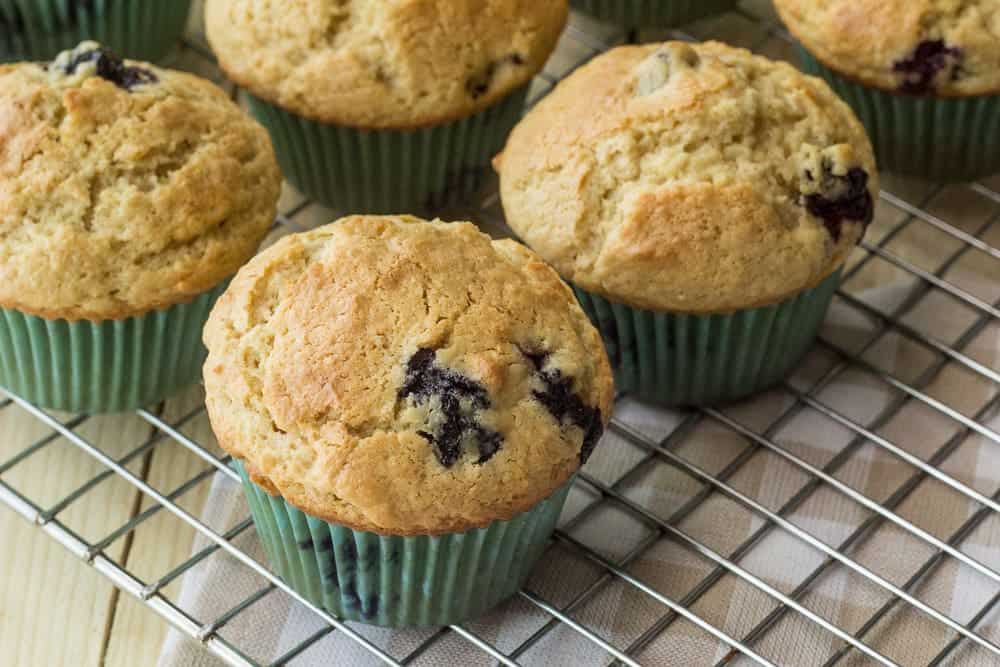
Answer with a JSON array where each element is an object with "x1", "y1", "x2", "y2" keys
[
  {"x1": 398, "y1": 348, "x2": 503, "y2": 468},
  {"x1": 520, "y1": 348, "x2": 604, "y2": 465},
  {"x1": 803, "y1": 167, "x2": 875, "y2": 242},
  {"x1": 893, "y1": 40, "x2": 963, "y2": 95},
  {"x1": 55, "y1": 45, "x2": 157, "y2": 90},
  {"x1": 399, "y1": 347, "x2": 605, "y2": 468}
]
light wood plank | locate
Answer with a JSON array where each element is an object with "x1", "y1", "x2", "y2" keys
[
  {"x1": 0, "y1": 401, "x2": 155, "y2": 666},
  {"x1": 102, "y1": 386, "x2": 227, "y2": 667}
]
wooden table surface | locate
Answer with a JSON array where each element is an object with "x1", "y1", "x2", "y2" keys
[{"x1": 3, "y1": 2, "x2": 999, "y2": 665}]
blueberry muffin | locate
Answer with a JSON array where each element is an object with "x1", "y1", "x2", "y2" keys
[
  {"x1": 1, "y1": 0, "x2": 192, "y2": 64},
  {"x1": 496, "y1": 41, "x2": 878, "y2": 406},
  {"x1": 0, "y1": 42, "x2": 281, "y2": 412},
  {"x1": 775, "y1": 0, "x2": 1000, "y2": 181},
  {"x1": 205, "y1": 0, "x2": 568, "y2": 212},
  {"x1": 572, "y1": 0, "x2": 737, "y2": 34},
  {"x1": 202, "y1": 215, "x2": 613, "y2": 626}
]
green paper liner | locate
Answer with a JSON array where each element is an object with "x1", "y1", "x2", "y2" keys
[
  {"x1": 0, "y1": 282, "x2": 226, "y2": 413},
  {"x1": 573, "y1": 269, "x2": 841, "y2": 407},
  {"x1": 235, "y1": 460, "x2": 572, "y2": 627},
  {"x1": 0, "y1": 0, "x2": 191, "y2": 63},
  {"x1": 571, "y1": 0, "x2": 737, "y2": 29},
  {"x1": 798, "y1": 47, "x2": 1000, "y2": 183},
  {"x1": 246, "y1": 86, "x2": 529, "y2": 214}
]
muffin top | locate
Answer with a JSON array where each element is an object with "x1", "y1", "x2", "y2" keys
[
  {"x1": 204, "y1": 0, "x2": 568, "y2": 128},
  {"x1": 203, "y1": 215, "x2": 614, "y2": 535},
  {"x1": 0, "y1": 42, "x2": 282, "y2": 321},
  {"x1": 775, "y1": 0, "x2": 1000, "y2": 96},
  {"x1": 495, "y1": 41, "x2": 878, "y2": 314}
]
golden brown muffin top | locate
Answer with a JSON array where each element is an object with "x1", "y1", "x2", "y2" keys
[
  {"x1": 0, "y1": 42, "x2": 282, "y2": 321},
  {"x1": 205, "y1": 0, "x2": 568, "y2": 128},
  {"x1": 496, "y1": 41, "x2": 878, "y2": 314},
  {"x1": 203, "y1": 215, "x2": 614, "y2": 535},
  {"x1": 775, "y1": 0, "x2": 1000, "y2": 96}
]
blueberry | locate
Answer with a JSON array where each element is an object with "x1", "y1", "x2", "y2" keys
[
  {"x1": 520, "y1": 347, "x2": 604, "y2": 464},
  {"x1": 893, "y1": 40, "x2": 962, "y2": 95},
  {"x1": 399, "y1": 348, "x2": 504, "y2": 467},
  {"x1": 803, "y1": 166, "x2": 874, "y2": 242},
  {"x1": 55, "y1": 45, "x2": 157, "y2": 90},
  {"x1": 466, "y1": 53, "x2": 525, "y2": 99}
]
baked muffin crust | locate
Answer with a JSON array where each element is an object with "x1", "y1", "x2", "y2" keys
[
  {"x1": 496, "y1": 41, "x2": 878, "y2": 314},
  {"x1": 0, "y1": 42, "x2": 282, "y2": 320},
  {"x1": 203, "y1": 215, "x2": 614, "y2": 535},
  {"x1": 205, "y1": 0, "x2": 569, "y2": 128},
  {"x1": 775, "y1": 0, "x2": 1000, "y2": 96}
]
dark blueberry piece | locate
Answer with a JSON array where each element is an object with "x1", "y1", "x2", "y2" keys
[
  {"x1": 296, "y1": 536, "x2": 314, "y2": 550},
  {"x1": 521, "y1": 349, "x2": 605, "y2": 464},
  {"x1": 473, "y1": 426, "x2": 503, "y2": 464},
  {"x1": 518, "y1": 346, "x2": 551, "y2": 372},
  {"x1": 400, "y1": 348, "x2": 504, "y2": 467},
  {"x1": 804, "y1": 167, "x2": 874, "y2": 242},
  {"x1": 56, "y1": 45, "x2": 157, "y2": 91},
  {"x1": 893, "y1": 40, "x2": 962, "y2": 95},
  {"x1": 466, "y1": 53, "x2": 525, "y2": 99}
]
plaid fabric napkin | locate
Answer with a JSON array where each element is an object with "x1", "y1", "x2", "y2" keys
[{"x1": 159, "y1": 278, "x2": 1000, "y2": 666}]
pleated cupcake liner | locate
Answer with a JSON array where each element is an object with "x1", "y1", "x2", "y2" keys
[
  {"x1": 246, "y1": 86, "x2": 529, "y2": 214},
  {"x1": 571, "y1": 0, "x2": 738, "y2": 29},
  {"x1": 798, "y1": 47, "x2": 1000, "y2": 183},
  {"x1": 0, "y1": 0, "x2": 192, "y2": 63},
  {"x1": 573, "y1": 270, "x2": 841, "y2": 407},
  {"x1": 0, "y1": 282, "x2": 226, "y2": 413},
  {"x1": 236, "y1": 460, "x2": 572, "y2": 628}
]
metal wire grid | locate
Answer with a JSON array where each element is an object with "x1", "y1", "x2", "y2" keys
[{"x1": 1, "y1": 5, "x2": 999, "y2": 666}]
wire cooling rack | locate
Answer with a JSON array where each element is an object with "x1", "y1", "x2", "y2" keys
[{"x1": 2, "y1": 4, "x2": 999, "y2": 666}]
